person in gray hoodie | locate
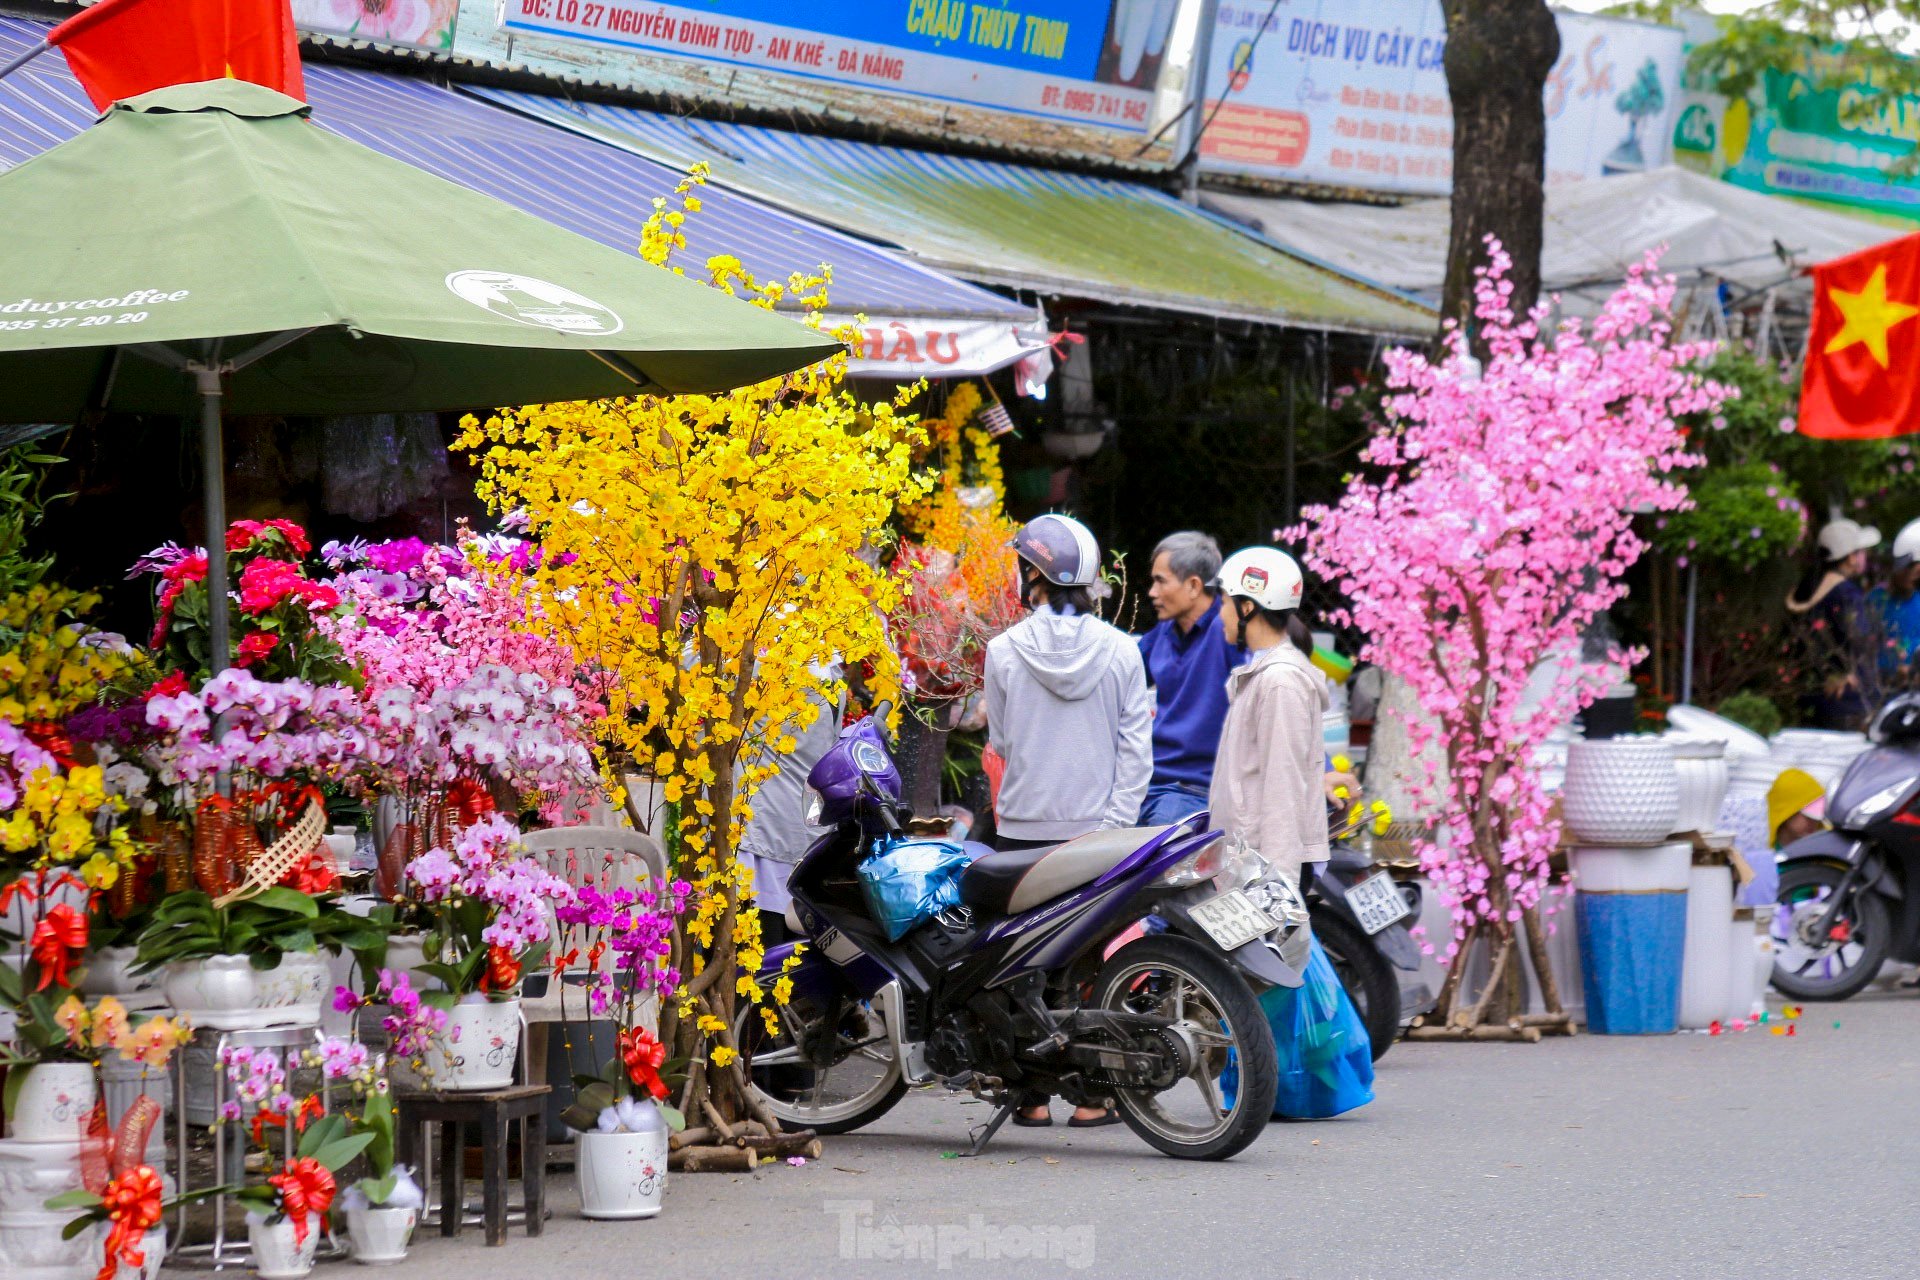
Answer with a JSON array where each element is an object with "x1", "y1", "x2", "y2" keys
[
  {"x1": 984, "y1": 514, "x2": 1151, "y2": 1130},
  {"x1": 986, "y1": 514, "x2": 1153, "y2": 848}
]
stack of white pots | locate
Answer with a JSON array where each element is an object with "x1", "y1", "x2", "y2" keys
[
  {"x1": 0, "y1": 1063, "x2": 111, "y2": 1280},
  {"x1": 1770, "y1": 729, "x2": 1871, "y2": 793},
  {"x1": 1661, "y1": 733, "x2": 1730, "y2": 838}
]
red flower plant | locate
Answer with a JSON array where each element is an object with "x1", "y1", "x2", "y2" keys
[
  {"x1": 234, "y1": 632, "x2": 281, "y2": 669},
  {"x1": 268, "y1": 1156, "x2": 335, "y2": 1248}
]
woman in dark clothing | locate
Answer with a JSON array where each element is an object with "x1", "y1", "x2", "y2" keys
[{"x1": 1787, "y1": 518, "x2": 1883, "y2": 730}]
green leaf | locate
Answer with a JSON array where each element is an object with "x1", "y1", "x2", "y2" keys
[
  {"x1": 357, "y1": 1171, "x2": 400, "y2": 1205},
  {"x1": 5, "y1": 1064, "x2": 33, "y2": 1120},
  {"x1": 657, "y1": 1104, "x2": 687, "y2": 1133},
  {"x1": 43, "y1": 1188, "x2": 103, "y2": 1211},
  {"x1": 249, "y1": 888, "x2": 320, "y2": 918},
  {"x1": 62, "y1": 1214, "x2": 101, "y2": 1239},
  {"x1": 310, "y1": 1133, "x2": 374, "y2": 1173}
]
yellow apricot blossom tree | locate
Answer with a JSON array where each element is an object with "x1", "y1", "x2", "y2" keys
[{"x1": 456, "y1": 171, "x2": 927, "y2": 1126}]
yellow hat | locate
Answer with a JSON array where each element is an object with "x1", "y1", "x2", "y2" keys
[{"x1": 1768, "y1": 768, "x2": 1827, "y2": 846}]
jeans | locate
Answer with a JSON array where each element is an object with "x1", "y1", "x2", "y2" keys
[{"x1": 1140, "y1": 782, "x2": 1209, "y2": 827}]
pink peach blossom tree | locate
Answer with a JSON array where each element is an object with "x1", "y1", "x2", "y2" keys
[{"x1": 1297, "y1": 242, "x2": 1732, "y2": 1035}]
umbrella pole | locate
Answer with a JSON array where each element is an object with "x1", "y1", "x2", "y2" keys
[{"x1": 196, "y1": 365, "x2": 231, "y2": 674}]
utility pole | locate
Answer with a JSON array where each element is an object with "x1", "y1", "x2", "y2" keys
[{"x1": 1178, "y1": 0, "x2": 1220, "y2": 205}]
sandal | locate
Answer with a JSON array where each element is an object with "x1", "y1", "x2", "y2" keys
[
  {"x1": 1011, "y1": 1109, "x2": 1053, "y2": 1128},
  {"x1": 1067, "y1": 1108, "x2": 1122, "y2": 1128}
]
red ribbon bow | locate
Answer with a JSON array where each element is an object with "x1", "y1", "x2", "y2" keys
[
  {"x1": 268, "y1": 1157, "x2": 335, "y2": 1248},
  {"x1": 445, "y1": 777, "x2": 496, "y2": 828},
  {"x1": 31, "y1": 903, "x2": 89, "y2": 992},
  {"x1": 479, "y1": 944, "x2": 521, "y2": 993},
  {"x1": 549, "y1": 947, "x2": 579, "y2": 978},
  {"x1": 95, "y1": 1165, "x2": 163, "y2": 1280},
  {"x1": 618, "y1": 1026, "x2": 670, "y2": 1100}
]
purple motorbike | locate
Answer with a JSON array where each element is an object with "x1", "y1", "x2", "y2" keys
[{"x1": 736, "y1": 706, "x2": 1307, "y2": 1160}]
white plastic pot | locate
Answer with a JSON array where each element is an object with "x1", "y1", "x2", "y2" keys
[
  {"x1": 423, "y1": 997, "x2": 521, "y2": 1091},
  {"x1": 161, "y1": 953, "x2": 329, "y2": 1031},
  {"x1": 248, "y1": 1214, "x2": 318, "y2": 1279},
  {"x1": 1663, "y1": 733, "x2": 1729, "y2": 837},
  {"x1": 577, "y1": 1128, "x2": 667, "y2": 1220},
  {"x1": 1562, "y1": 737, "x2": 1680, "y2": 845},
  {"x1": 0, "y1": 1134, "x2": 102, "y2": 1277},
  {"x1": 5, "y1": 1062, "x2": 99, "y2": 1143},
  {"x1": 345, "y1": 1202, "x2": 416, "y2": 1265},
  {"x1": 1679, "y1": 864, "x2": 1734, "y2": 1029}
]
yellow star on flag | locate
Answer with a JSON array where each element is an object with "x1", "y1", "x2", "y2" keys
[{"x1": 1824, "y1": 263, "x2": 1920, "y2": 369}]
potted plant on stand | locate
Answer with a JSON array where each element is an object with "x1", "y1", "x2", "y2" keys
[
  {"x1": 553, "y1": 880, "x2": 687, "y2": 1218},
  {"x1": 405, "y1": 815, "x2": 569, "y2": 1090},
  {"x1": 338, "y1": 1089, "x2": 422, "y2": 1265}
]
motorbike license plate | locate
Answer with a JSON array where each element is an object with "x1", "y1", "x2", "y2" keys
[
  {"x1": 1189, "y1": 889, "x2": 1279, "y2": 951},
  {"x1": 1348, "y1": 870, "x2": 1413, "y2": 935}
]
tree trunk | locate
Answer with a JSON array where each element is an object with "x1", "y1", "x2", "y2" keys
[{"x1": 1439, "y1": 0, "x2": 1560, "y2": 348}]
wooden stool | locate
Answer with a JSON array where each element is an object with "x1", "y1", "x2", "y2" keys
[{"x1": 396, "y1": 1085, "x2": 549, "y2": 1246}]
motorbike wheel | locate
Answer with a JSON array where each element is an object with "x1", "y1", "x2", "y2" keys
[
  {"x1": 733, "y1": 994, "x2": 908, "y2": 1135},
  {"x1": 1771, "y1": 862, "x2": 1892, "y2": 1002},
  {"x1": 1309, "y1": 904, "x2": 1401, "y2": 1061},
  {"x1": 1091, "y1": 934, "x2": 1277, "y2": 1161}
]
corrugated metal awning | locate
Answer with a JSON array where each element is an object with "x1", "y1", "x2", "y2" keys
[
  {"x1": 470, "y1": 88, "x2": 1437, "y2": 337},
  {"x1": 0, "y1": 18, "x2": 1046, "y2": 378}
]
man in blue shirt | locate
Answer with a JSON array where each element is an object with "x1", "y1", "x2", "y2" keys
[
  {"x1": 1874, "y1": 518, "x2": 1920, "y2": 672},
  {"x1": 1136, "y1": 531, "x2": 1247, "y2": 825}
]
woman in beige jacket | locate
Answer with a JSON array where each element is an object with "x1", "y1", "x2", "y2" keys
[{"x1": 1207, "y1": 547, "x2": 1329, "y2": 889}]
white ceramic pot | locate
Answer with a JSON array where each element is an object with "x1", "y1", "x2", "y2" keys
[
  {"x1": 345, "y1": 1203, "x2": 417, "y2": 1265},
  {"x1": 0, "y1": 1135, "x2": 100, "y2": 1279},
  {"x1": 161, "y1": 953, "x2": 328, "y2": 1031},
  {"x1": 325, "y1": 828, "x2": 358, "y2": 876},
  {"x1": 1663, "y1": 734, "x2": 1729, "y2": 836},
  {"x1": 424, "y1": 997, "x2": 521, "y2": 1091},
  {"x1": 77, "y1": 946, "x2": 154, "y2": 998},
  {"x1": 114, "y1": 1225, "x2": 165, "y2": 1280},
  {"x1": 1561, "y1": 737, "x2": 1680, "y2": 845},
  {"x1": 248, "y1": 1214, "x2": 319, "y2": 1279},
  {"x1": 577, "y1": 1128, "x2": 666, "y2": 1220},
  {"x1": 5, "y1": 1062, "x2": 99, "y2": 1144}
]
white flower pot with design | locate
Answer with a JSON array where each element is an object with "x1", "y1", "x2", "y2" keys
[
  {"x1": 345, "y1": 1203, "x2": 416, "y2": 1265},
  {"x1": 247, "y1": 1213, "x2": 318, "y2": 1279},
  {"x1": 423, "y1": 997, "x2": 521, "y2": 1091},
  {"x1": 1561, "y1": 737, "x2": 1680, "y2": 845},
  {"x1": 5, "y1": 1062, "x2": 99, "y2": 1144},
  {"x1": 160, "y1": 952, "x2": 328, "y2": 1030},
  {"x1": 576, "y1": 1128, "x2": 666, "y2": 1220}
]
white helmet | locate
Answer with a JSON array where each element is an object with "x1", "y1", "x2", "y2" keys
[
  {"x1": 1216, "y1": 546, "x2": 1304, "y2": 612},
  {"x1": 1817, "y1": 517, "x2": 1880, "y2": 562},
  {"x1": 1894, "y1": 518, "x2": 1920, "y2": 571}
]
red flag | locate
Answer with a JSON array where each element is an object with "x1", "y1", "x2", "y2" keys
[
  {"x1": 47, "y1": 0, "x2": 304, "y2": 111},
  {"x1": 1800, "y1": 233, "x2": 1920, "y2": 440}
]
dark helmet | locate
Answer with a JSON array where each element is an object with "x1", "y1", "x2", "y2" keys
[
  {"x1": 1871, "y1": 693, "x2": 1920, "y2": 746},
  {"x1": 1012, "y1": 514, "x2": 1100, "y2": 588}
]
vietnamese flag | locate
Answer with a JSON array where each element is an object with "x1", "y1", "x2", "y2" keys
[
  {"x1": 48, "y1": 0, "x2": 304, "y2": 111},
  {"x1": 1800, "y1": 233, "x2": 1920, "y2": 440}
]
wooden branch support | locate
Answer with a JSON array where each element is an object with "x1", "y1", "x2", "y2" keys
[
  {"x1": 1516, "y1": 1012, "x2": 1575, "y2": 1034},
  {"x1": 1406, "y1": 1022, "x2": 1542, "y2": 1043},
  {"x1": 669, "y1": 1144, "x2": 755, "y2": 1173}
]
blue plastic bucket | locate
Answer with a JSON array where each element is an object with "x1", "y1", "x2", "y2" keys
[{"x1": 1570, "y1": 843, "x2": 1690, "y2": 1035}]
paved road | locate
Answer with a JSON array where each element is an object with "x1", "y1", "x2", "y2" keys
[{"x1": 356, "y1": 991, "x2": 1919, "y2": 1280}]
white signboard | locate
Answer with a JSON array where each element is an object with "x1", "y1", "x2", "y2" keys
[{"x1": 1198, "y1": 1, "x2": 1683, "y2": 195}]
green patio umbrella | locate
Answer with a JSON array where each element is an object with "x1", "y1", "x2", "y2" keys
[{"x1": 0, "y1": 79, "x2": 838, "y2": 665}]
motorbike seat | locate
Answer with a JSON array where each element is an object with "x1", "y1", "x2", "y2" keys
[{"x1": 960, "y1": 826, "x2": 1171, "y2": 917}]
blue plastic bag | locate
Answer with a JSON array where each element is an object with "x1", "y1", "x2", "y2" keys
[
  {"x1": 1223, "y1": 935, "x2": 1374, "y2": 1119},
  {"x1": 857, "y1": 838, "x2": 970, "y2": 941}
]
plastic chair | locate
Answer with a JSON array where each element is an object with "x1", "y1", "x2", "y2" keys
[{"x1": 515, "y1": 825, "x2": 667, "y2": 1027}]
